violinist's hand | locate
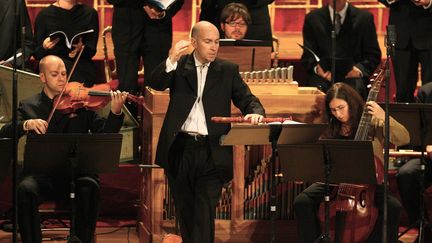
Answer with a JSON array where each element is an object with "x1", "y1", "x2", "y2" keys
[
  {"x1": 43, "y1": 37, "x2": 60, "y2": 50},
  {"x1": 69, "y1": 38, "x2": 84, "y2": 58},
  {"x1": 366, "y1": 101, "x2": 385, "y2": 121},
  {"x1": 244, "y1": 114, "x2": 264, "y2": 125},
  {"x1": 316, "y1": 64, "x2": 332, "y2": 82},
  {"x1": 143, "y1": 4, "x2": 165, "y2": 19},
  {"x1": 24, "y1": 119, "x2": 48, "y2": 134},
  {"x1": 168, "y1": 40, "x2": 191, "y2": 65},
  {"x1": 110, "y1": 90, "x2": 128, "y2": 115}
]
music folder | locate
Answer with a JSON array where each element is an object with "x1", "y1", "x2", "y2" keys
[
  {"x1": 279, "y1": 139, "x2": 377, "y2": 185},
  {"x1": 23, "y1": 133, "x2": 123, "y2": 175}
]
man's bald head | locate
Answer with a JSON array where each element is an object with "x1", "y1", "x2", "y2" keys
[
  {"x1": 190, "y1": 21, "x2": 220, "y2": 64},
  {"x1": 191, "y1": 21, "x2": 220, "y2": 39},
  {"x1": 39, "y1": 55, "x2": 64, "y2": 74}
]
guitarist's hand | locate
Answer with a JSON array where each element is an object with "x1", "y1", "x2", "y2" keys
[
  {"x1": 43, "y1": 37, "x2": 60, "y2": 50},
  {"x1": 366, "y1": 101, "x2": 385, "y2": 121},
  {"x1": 69, "y1": 38, "x2": 84, "y2": 58}
]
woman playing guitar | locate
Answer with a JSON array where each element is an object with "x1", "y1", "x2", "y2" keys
[{"x1": 293, "y1": 83, "x2": 410, "y2": 243}]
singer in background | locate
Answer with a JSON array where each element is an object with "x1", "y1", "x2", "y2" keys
[
  {"x1": 200, "y1": 0, "x2": 274, "y2": 43},
  {"x1": 0, "y1": 0, "x2": 33, "y2": 68},
  {"x1": 379, "y1": 0, "x2": 432, "y2": 102},
  {"x1": 300, "y1": 0, "x2": 381, "y2": 99}
]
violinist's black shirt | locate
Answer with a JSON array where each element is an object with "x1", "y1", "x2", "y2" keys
[{"x1": 0, "y1": 90, "x2": 124, "y2": 138}]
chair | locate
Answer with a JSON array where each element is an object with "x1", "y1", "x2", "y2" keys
[
  {"x1": 25, "y1": 0, "x2": 52, "y2": 8},
  {"x1": 93, "y1": 0, "x2": 113, "y2": 32},
  {"x1": 191, "y1": 0, "x2": 202, "y2": 26},
  {"x1": 348, "y1": 0, "x2": 387, "y2": 33},
  {"x1": 39, "y1": 200, "x2": 98, "y2": 242},
  {"x1": 269, "y1": 0, "x2": 323, "y2": 30}
]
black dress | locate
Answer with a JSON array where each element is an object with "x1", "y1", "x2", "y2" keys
[{"x1": 34, "y1": 4, "x2": 99, "y2": 86}]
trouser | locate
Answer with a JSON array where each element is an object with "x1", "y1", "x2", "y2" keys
[
  {"x1": 393, "y1": 42, "x2": 432, "y2": 102},
  {"x1": 167, "y1": 133, "x2": 224, "y2": 243},
  {"x1": 397, "y1": 158, "x2": 432, "y2": 224},
  {"x1": 17, "y1": 174, "x2": 100, "y2": 243}
]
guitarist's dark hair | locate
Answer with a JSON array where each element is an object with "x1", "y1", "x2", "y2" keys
[{"x1": 322, "y1": 83, "x2": 365, "y2": 139}]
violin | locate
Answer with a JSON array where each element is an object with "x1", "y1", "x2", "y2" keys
[{"x1": 54, "y1": 80, "x2": 144, "y2": 114}]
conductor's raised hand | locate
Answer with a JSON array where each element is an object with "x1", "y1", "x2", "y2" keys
[
  {"x1": 43, "y1": 37, "x2": 60, "y2": 50},
  {"x1": 110, "y1": 90, "x2": 128, "y2": 115},
  {"x1": 244, "y1": 114, "x2": 264, "y2": 125},
  {"x1": 169, "y1": 40, "x2": 191, "y2": 65},
  {"x1": 25, "y1": 119, "x2": 48, "y2": 134}
]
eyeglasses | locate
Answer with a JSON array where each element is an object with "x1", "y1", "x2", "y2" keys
[
  {"x1": 225, "y1": 21, "x2": 247, "y2": 27},
  {"x1": 330, "y1": 104, "x2": 347, "y2": 113}
]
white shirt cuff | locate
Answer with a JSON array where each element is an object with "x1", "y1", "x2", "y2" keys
[{"x1": 165, "y1": 57, "x2": 177, "y2": 72}]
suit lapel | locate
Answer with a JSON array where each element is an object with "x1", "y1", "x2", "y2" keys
[
  {"x1": 203, "y1": 59, "x2": 222, "y2": 97},
  {"x1": 181, "y1": 54, "x2": 198, "y2": 94},
  {"x1": 322, "y1": 6, "x2": 333, "y2": 35}
]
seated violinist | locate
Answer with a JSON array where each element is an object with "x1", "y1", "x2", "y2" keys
[
  {"x1": 219, "y1": 3, "x2": 251, "y2": 40},
  {"x1": 293, "y1": 83, "x2": 410, "y2": 243},
  {"x1": 0, "y1": 55, "x2": 128, "y2": 243},
  {"x1": 397, "y1": 82, "x2": 432, "y2": 242}
]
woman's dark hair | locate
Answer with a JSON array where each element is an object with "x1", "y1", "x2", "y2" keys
[{"x1": 323, "y1": 83, "x2": 365, "y2": 139}]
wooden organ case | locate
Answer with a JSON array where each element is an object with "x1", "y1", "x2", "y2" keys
[{"x1": 139, "y1": 64, "x2": 326, "y2": 242}]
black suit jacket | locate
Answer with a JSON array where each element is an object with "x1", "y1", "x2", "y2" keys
[
  {"x1": 379, "y1": 0, "x2": 432, "y2": 50},
  {"x1": 147, "y1": 54, "x2": 265, "y2": 182},
  {"x1": 108, "y1": 0, "x2": 184, "y2": 53},
  {"x1": 301, "y1": 4, "x2": 381, "y2": 81},
  {"x1": 199, "y1": 0, "x2": 274, "y2": 42},
  {"x1": 0, "y1": 0, "x2": 33, "y2": 67}
]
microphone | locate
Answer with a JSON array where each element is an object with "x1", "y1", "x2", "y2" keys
[{"x1": 386, "y1": 25, "x2": 396, "y2": 57}]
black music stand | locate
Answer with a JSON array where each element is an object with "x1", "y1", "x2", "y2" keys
[
  {"x1": 380, "y1": 103, "x2": 432, "y2": 242},
  {"x1": 23, "y1": 133, "x2": 122, "y2": 242},
  {"x1": 0, "y1": 138, "x2": 13, "y2": 183},
  {"x1": 221, "y1": 123, "x2": 327, "y2": 243},
  {"x1": 278, "y1": 139, "x2": 377, "y2": 243}
]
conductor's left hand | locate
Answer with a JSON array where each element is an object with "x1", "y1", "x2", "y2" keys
[
  {"x1": 110, "y1": 90, "x2": 128, "y2": 115},
  {"x1": 244, "y1": 114, "x2": 264, "y2": 125}
]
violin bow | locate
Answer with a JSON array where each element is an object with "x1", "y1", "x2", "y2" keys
[{"x1": 46, "y1": 45, "x2": 85, "y2": 124}]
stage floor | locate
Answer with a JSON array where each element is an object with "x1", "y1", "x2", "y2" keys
[
  {"x1": 0, "y1": 226, "x2": 419, "y2": 242},
  {"x1": 95, "y1": 31, "x2": 388, "y2": 61}
]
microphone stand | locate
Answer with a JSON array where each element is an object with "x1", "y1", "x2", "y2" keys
[
  {"x1": 11, "y1": 0, "x2": 23, "y2": 241},
  {"x1": 316, "y1": 0, "x2": 337, "y2": 242},
  {"x1": 381, "y1": 24, "x2": 395, "y2": 243}
]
